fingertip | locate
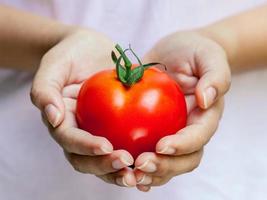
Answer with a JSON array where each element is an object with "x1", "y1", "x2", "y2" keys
[
  {"x1": 126, "y1": 170, "x2": 137, "y2": 187},
  {"x1": 119, "y1": 154, "x2": 134, "y2": 168},
  {"x1": 137, "y1": 185, "x2": 151, "y2": 192},
  {"x1": 93, "y1": 145, "x2": 113, "y2": 155},
  {"x1": 135, "y1": 153, "x2": 157, "y2": 173},
  {"x1": 101, "y1": 138, "x2": 114, "y2": 152},
  {"x1": 203, "y1": 87, "x2": 217, "y2": 109},
  {"x1": 116, "y1": 168, "x2": 136, "y2": 187},
  {"x1": 44, "y1": 104, "x2": 63, "y2": 127},
  {"x1": 92, "y1": 137, "x2": 114, "y2": 155},
  {"x1": 155, "y1": 136, "x2": 172, "y2": 154},
  {"x1": 135, "y1": 152, "x2": 155, "y2": 167},
  {"x1": 111, "y1": 150, "x2": 134, "y2": 170},
  {"x1": 119, "y1": 150, "x2": 135, "y2": 164},
  {"x1": 195, "y1": 85, "x2": 217, "y2": 109}
]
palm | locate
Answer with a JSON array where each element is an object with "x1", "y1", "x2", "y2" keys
[
  {"x1": 132, "y1": 32, "x2": 226, "y2": 191},
  {"x1": 52, "y1": 31, "x2": 115, "y2": 86},
  {"x1": 38, "y1": 31, "x2": 137, "y2": 187}
]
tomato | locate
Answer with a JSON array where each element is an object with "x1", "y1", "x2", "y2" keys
[{"x1": 76, "y1": 44, "x2": 187, "y2": 159}]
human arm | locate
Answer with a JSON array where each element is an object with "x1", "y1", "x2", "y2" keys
[
  {"x1": 135, "y1": 4, "x2": 267, "y2": 192},
  {"x1": 0, "y1": 5, "x2": 72, "y2": 70},
  {"x1": 0, "y1": 5, "x2": 136, "y2": 187},
  {"x1": 199, "y1": 4, "x2": 267, "y2": 72}
]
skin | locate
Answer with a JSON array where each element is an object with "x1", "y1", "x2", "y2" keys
[
  {"x1": 33, "y1": 31, "x2": 140, "y2": 186},
  {"x1": 135, "y1": 32, "x2": 228, "y2": 191},
  {"x1": 0, "y1": 5, "x2": 71, "y2": 70},
  {"x1": 201, "y1": 5, "x2": 267, "y2": 72},
  {"x1": 0, "y1": 4, "x2": 267, "y2": 192},
  {"x1": 134, "y1": 5, "x2": 267, "y2": 192}
]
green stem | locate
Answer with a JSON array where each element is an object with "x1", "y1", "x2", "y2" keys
[
  {"x1": 115, "y1": 44, "x2": 132, "y2": 68},
  {"x1": 113, "y1": 44, "x2": 165, "y2": 86}
]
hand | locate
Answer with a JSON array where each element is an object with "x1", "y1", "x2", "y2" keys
[
  {"x1": 31, "y1": 29, "x2": 136, "y2": 187},
  {"x1": 134, "y1": 31, "x2": 231, "y2": 192}
]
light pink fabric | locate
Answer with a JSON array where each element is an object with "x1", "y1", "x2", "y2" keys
[{"x1": 0, "y1": 1, "x2": 266, "y2": 199}]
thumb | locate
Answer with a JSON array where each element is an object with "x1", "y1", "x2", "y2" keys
[
  {"x1": 30, "y1": 54, "x2": 67, "y2": 127},
  {"x1": 195, "y1": 47, "x2": 231, "y2": 109}
]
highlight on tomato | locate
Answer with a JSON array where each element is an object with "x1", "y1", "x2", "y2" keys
[{"x1": 76, "y1": 44, "x2": 187, "y2": 159}]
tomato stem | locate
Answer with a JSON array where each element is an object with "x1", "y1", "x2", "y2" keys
[{"x1": 112, "y1": 44, "x2": 165, "y2": 86}]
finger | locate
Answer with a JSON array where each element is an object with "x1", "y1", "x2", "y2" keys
[
  {"x1": 136, "y1": 185, "x2": 151, "y2": 192},
  {"x1": 136, "y1": 167, "x2": 171, "y2": 187},
  {"x1": 30, "y1": 52, "x2": 69, "y2": 127},
  {"x1": 143, "y1": 52, "x2": 198, "y2": 94},
  {"x1": 62, "y1": 83, "x2": 82, "y2": 99},
  {"x1": 45, "y1": 97, "x2": 113, "y2": 155},
  {"x1": 41, "y1": 97, "x2": 76, "y2": 131},
  {"x1": 171, "y1": 73, "x2": 198, "y2": 94},
  {"x1": 135, "y1": 169, "x2": 153, "y2": 185},
  {"x1": 53, "y1": 126, "x2": 113, "y2": 156},
  {"x1": 97, "y1": 167, "x2": 136, "y2": 187},
  {"x1": 156, "y1": 98, "x2": 224, "y2": 156},
  {"x1": 195, "y1": 44, "x2": 231, "y2": 109},
  {"x1": 135, "y1": 150, "x2": 203, "y2": 186},
  {"x1": 65, "y1": 150, "x2": 134, "y2": 176},
  {"x1": 185, "y1": 95, "x2": 197, "y2": 114}
]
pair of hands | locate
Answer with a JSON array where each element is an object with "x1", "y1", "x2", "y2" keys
[{"x1": 30, "y1": 29, "x2": 231, "y2": 192}]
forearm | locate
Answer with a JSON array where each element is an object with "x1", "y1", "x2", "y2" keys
[
  {"x1": 199, "y1": 5, "x2": 267, "y2": 72},
  {"x1": 0, "y1": 5, "x2": 73, "y2": 71}
]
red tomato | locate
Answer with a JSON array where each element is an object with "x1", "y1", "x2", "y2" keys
[{"x1": 76, "y1": 66, "x2": 187, "y2": 159}]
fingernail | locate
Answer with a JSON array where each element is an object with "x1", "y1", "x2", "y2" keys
[
  {"x1": 157, "y1": 146, "x2": 176, "y2": 155},
  {"x1": 116, "y1": 176, "x2": 131, "y2": 187},
  {"x1": 137, "y1": 160, "x2": 157, "y2": 173},
  {"x1": 112, "y1": 156, "x2": 132, "y2": 170},
  {"x1": 94, "y1": 146, "x2": 113, "y2": 155},
  {"x1": 137, "y1": 174, "x2": 152, "y2": 185},
  {"x1": 44, "y1": 104, "x2": 61, "y2": 127},
  {"x1": 203, "y1": 87, "x2": 217, "y2": 109}
]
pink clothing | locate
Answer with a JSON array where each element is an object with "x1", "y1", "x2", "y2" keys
[{"x1": 0, "y1": 1, "x2": 266, "y2": 199}]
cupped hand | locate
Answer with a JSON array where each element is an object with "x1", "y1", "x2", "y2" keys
[
  {"x1": 134, "y1": 31, "x2": 231, "y2": 192},
  {"x1": 31, "y1": 29, "x2": 136, "y2": 187}
]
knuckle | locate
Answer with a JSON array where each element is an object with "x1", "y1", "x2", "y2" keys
[
  {"x1": 94, "y1": 158, "x2": 112, "y2": 175},
  {"x1": 54, "y1": 128, "x2": 81, "y2": 155},
  {"x1": 156, "y1": 160, "x2": 170, "y2": 176},
  {"x1": 93, "y1": 167, "x2": 107, "y2": 176},
  {"x1": 218, "y1": 98, "x2": 225, "y2": 119},
  {"x1": 186, "y1": 161, "x2": 199, "y2": 173},
  {"x1": 186, "y1": 154, "x2": 202, "y2": 173},
  {"x1": 181, "y1": 133, "x2": 205, "y2": 154},
  {"x1": 147, "y1": 176, "x2": 161, "y2": 186},
  {"x1": 53, "y1": 128, "x2": 69, "y2": 148},
  {"x1": 151, "y1": 176, "x2": 171, "y2": 187},
  {"x1": 62, "y1": 133, "x2": 77, "y2": 153},
  {"x1": 156, "y1": 167, "x2": 167, "y2": 176},
  {"x1": 223, "y1": 72, "x2": 231, "y2": 92},
  {"x1": 30, "y1": 86, "x2": 41, "y2": 107},
  {"x1": 97, "y1": 175, "x2": 111, "y2": 184},
  {"x1": 67, "y1": 154, "x2": 82, "y2": 173},
  {"x1": 104, "y1": 175, "x2": 116, "y2": 185}
]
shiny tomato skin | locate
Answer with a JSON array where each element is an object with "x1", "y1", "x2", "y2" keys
[{"x1": 76, "y1": 67, "x2": 187, "y2": 159}]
